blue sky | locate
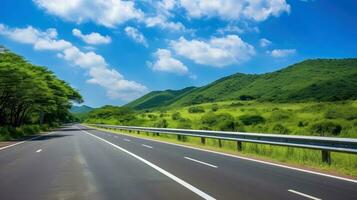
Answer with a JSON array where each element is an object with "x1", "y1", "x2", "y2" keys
[{"x1": 0, "y1": 0, "x2": 356, "y2": 107}]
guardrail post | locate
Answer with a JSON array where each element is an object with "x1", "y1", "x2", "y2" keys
[
  {"x1": 322, "y1": 150, "x2": 331, "y2": 165},
  {"x1": 177, "y1": 135, "x2": 182, "y2": 141},
  {"x1": 237, "y1": 141, "x2": 243, "y2": 151},
  {"x1": 137, "y1": 130, "x2": 140, "y2": 134},
  {"x1": 218, "y1": 139, "x2": 222, "y2": 148},
  {"x1": 201, "y1": 137, "x2": 206, "y2": 145}
]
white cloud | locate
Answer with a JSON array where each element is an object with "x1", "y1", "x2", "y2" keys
[
  {"x1": 33, "y1": 0, "x2": 143, "y2": 28},
  {"x1": 217, "y1": 24, "x2": 244, "y2": 35},
  {"x1": 260, "y1": 38, "x2": 272, "y2": 47},
  {"x1": 72, "y1": 28, "x2": 111, "y2": 45},
  {"x1": 170, "y1": 35, "x2": 255, "y2": 67},
  {"x1": 269, "y1": 48, "x2": 296, "y2": 57},
  {"x1": 0, "y1": 24, "x2": 71, "y2": 51},
  {"x1": 178, "y1": 0, "x2": 290, "y2": 21},
  {"x1": 145, "y1": 15, "x2": 185, "y2": 31},
  {"x1": 149, "y1": 49, "x2": 189, "y2": 75},
  {"x1": 0, "y1": 24, "x2": 147, "y2": 101},
  {"x1": 124, "y1": 27, "x2": 148, "y2": 47},
  {"x1": 58, "y1": 46, "x2": 147, "y2": 100},
  {"x1": 216, "y1": 22, "x2": 259, "y2": 35}
]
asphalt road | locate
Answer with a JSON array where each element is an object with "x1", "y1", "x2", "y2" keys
[{"x1": 0, "y1": 124, "x2": 356, "y2": 200}]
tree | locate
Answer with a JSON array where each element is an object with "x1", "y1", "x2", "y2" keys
[{"x1": 0, "y1": 48, "x2": 82, "y2": 128}]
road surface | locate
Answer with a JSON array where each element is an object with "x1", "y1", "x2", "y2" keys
[{"x1": 0, "y1": 124, "x2": 356, "y2": 200}]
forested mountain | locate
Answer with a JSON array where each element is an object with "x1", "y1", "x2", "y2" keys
[
  {"x1": 0, "y1": 47, "x2": 82, "y2": 127},
  {"x1": 70, "y1": 105, "x2": 94, "y2": 113},
  {"x1": 125, "y1": 86, "x2": 196, "y2": 110},
  {"x1": 126, "y1": 59, "x2": 357, "y2": 110}
]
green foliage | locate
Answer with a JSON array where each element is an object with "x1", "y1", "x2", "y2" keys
[
  {"x1": 188, "y1": 106, "x2": 205, "y2": 113},
  {"x1": 154, "y1": 119, "x2": 168, "y2": 128},
  {"x1": 171, "y1": 112, "x2": 182, "y2": 120},
  {"x1": 0, "y1": 124, "x2": 47, "y2": 140},
  {"x1": 211, "y1": 104, "x2": 219, "y2": 112},
  {"x1": 0, "y1": 47, "x2": 82, "y2": 139},
  {"x1": 85, "y1": 106, "x2": 136, "y2": 125},
  {"x1": 176, "y1": 118, "x2": 192, "y2": 129},
  {"x1": 239, "y1": 115, "x2": 265, "y2": 126},
  {"x1": 310, "y1": 121, "x2": 342, "y2": 136},
  {"x1": 272, "y1": 124, "x2": 290, "y2": 134},
  {"x1": 200, "y1": 112, "x2": 237, "y2": 131},
  {"x1": 325, "y1": 107, "x2": 357, "y2": 121},
  {"x1": 239, "y1": 95, "x2": 255, "y2": 101}
]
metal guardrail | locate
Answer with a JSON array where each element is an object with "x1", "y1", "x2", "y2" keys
[{"x1": 90, "y1": 124, "x2": 357, "y2": 164}]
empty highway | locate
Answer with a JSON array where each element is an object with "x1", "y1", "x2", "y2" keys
[{"x1": 0, "y1": 124, "x2": 356, "y2": 200}]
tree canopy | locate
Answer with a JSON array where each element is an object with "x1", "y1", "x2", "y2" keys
[{"x1": 0, "y1": 47, "x2": 82, "y2": 127}]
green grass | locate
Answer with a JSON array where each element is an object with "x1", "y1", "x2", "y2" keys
[{"x1": 89, "y1": 125, "x2": 357, "y2": 177}]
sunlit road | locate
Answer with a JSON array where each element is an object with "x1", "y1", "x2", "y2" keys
[{"x1": 0, "y1": 124, "x2": 356, "y2": 200}]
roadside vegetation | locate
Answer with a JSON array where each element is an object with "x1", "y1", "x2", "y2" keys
[
  {"x1": 0, "y1": 46, "x2": 82, "y2": 140},
  {"x1": 83, "y1": 100, "x2": 357, "y2": 176}
]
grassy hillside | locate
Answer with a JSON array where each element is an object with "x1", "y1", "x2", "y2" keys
[
  {"x1": 126, "y1": 59, "x2": 357, "y2": 110},
  {"x1": 70, "y1": 105, "x2": 94, "y2": 113},
  {"x1": 125, "y1": 86, "x2": 196, "y2": 110}
]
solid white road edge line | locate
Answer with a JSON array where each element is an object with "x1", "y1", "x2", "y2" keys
[
  {"x1": 184, "y1": 157, "x2": 218, "y2": 168},
  {"x1": 81, "y1": 130, "x2": 215, "y2": 200},
  {"x1": 36, "y1": 149, "x2": 42, "y2": 153},
  {"x1": 88, "y1": 126, "x2": 357, "y2": 184},
  {"x1": 288, "y1": 189, "x2": 321, "y2": 200},
  {"x1": 0, "y1": 132, "x2": 54, "y2": 151},
  {"x1": 142, "y1": 144, "x2": 153, "y2": 149}
]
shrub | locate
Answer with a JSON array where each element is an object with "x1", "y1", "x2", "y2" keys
[
  {"x1": 239, "y1": 95, "x2": 255, "y2": 101},
  {"x1": 239, "y1": 115, "x2": 265, "y2": 125},
  {"x1": 211, "y1": 104, "x2": 219, "y2": 112},
  {"x1": 22, "y1": 125, "x2": 40, "y2": 135},
  {"x1": 188, "y1": 106, "x2": 205, "y2": 113},
  {"x1": 148, "y1": 114, "x2": 158, "y2": 120},
  {"x1": 310, "y1": 121, "x2": 342, "y2": 136},
  {"x1": 297, "y1": 121, "x2": 308, "y2": 127},
  {"x1": 201, "y1": 112, "x2": 237, "y2": 131},
  {"x1": 154, "y1": 119, "x2": 168, "y2": 128},
  {"x1": 272, "y1": 124, "x2": 290, "y2": 134},
  {"x1": 172, "y1": 112, "x2": 182, "y2": 120},
  {"x1": 177, "y1": 118, "x2": 192, "y2": 129}
]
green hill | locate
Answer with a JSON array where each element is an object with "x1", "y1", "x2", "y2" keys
[
  {"x1": 126, "y1": 59, "x2": 357, "y2": 110},
  {"x1": 125, "y1": 86, "x2": 196, "y2": 110},
  {"x1": 70, "y1": 105, "x2": 94, "y2": 113}
]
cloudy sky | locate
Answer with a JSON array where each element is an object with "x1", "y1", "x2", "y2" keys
[{"x1": 0, "y1": 0, "x2": 356, "y2": 107}]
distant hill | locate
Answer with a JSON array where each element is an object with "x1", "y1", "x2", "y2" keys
[
  {"x1": 70, "y1": 105, "x2": 94, "y2": 113},
  {"x1": 126, "y1": 59, "x2": 357, "y2": 110},
  {"x1": 125, "y1": 86, "x2": 196, "y2": 110}
]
